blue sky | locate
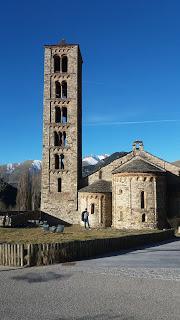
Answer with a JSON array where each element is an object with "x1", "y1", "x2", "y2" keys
[{"x1": 0, "y1": 0, "x2": 179, "y2": 164}]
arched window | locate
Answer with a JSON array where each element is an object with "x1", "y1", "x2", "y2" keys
[
  {"x1": 58, "y1": 132, "x2": 62, "y2": 146},
  {"x1": 54, "y1": 154, "x2": 59, "y2": 169},
  {"x1": 54, "y1": 55, "x2": 60, "y2": 72},
  {"x1": 99, "y1": 170, "x2": 102, "y2": 179},
  {"x1": 141, "y1": 191, "x2": 145, "y2": 209},
  {"x1": 60, "y1": 154, "x2": 64, "y2": 169},
  {"x1": 55, "y1": 107, "x2": 61, "y2": 123},
  {"x1": 91, "y1": 203, "x2": 95, "y2": 214},
  {"x1": 58, "y1": 178, "x2": 62, "y2": 192},
  {"x1": 54, "y1": 132, "x2": 59, "y2": 146},
  {"x1": 54, "y1": 132, "x2": 62, "y2": 146},
  {"x1": 55, "y1": 81, "x2": 61, "y2": 98},
  {"x1": 62, "y1": 81, "x2": 67, "y2": 98},
  {"x1": 63, "y1": 132, "x2": 67, "y2": 146},
  {"x1": 119, "y1": 211, "x2": 123, "y2": 221},
  {"x1": 142, "y1": 213, "x2": 146, "y2": 223},
  {"x1": 62, "y1": 107, "x2": 67, "y2": 123},
  {"x1": 62, "y1": 56, "x2": 68, "y2": 72}
]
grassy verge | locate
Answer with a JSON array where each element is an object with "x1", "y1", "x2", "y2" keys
[{"x1": 0, "y1": 225, "x2": 161, "y2": 244}]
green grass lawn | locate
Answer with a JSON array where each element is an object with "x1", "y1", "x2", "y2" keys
[{"x1": 0, "y1": 225, "x2": 160, "y2": 244}]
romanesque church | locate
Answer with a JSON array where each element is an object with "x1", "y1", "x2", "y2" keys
[{"x1": 41, "y1": 41, "x2": 180, "y2": 229}]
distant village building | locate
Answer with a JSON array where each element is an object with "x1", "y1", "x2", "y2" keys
[{"x1": 41, "y1": 41, "x2": 180, "y2": 229}]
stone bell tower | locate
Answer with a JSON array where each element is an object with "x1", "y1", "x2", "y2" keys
[{"x1": 41, "y1": 40, "x2": 83, "y2": 223}]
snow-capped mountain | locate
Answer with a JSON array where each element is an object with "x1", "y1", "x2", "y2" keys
[
  {"x1": 31, "y1": 160, "x2": 42, "y2": 172},
  {"x1": 4, "y1": 161, "x2": 42, "y2": 176},
  {"x1": 0, "y1": 160, "x2": 42, "y2": 188},
  {"x1": 1, "y1": 155, "x2": 108, "y2": 176},
  {"x1": 0, "y1": 155, "x2": 109, "y2": 187},
  {"x1": 82, "y1": 154, "x2": 109, "y2": 166},
  {"x1": 6, "y1": 163, "x2": 21, "y2": 174}
]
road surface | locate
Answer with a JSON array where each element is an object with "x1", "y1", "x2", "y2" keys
[{"x1": 0, "y1": 239, "x2": 180, "y2": 320}]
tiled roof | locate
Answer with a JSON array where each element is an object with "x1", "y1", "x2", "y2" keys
[
  {"x1": 79, "y1": 180, "x2": 112, "y2": 193},
  {"x1": 112, "y1": 159, "x2": 165, "y2": 174}
]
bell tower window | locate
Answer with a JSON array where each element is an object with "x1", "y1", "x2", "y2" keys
[
  {"x1": 55, "y1": 107, "x2": 61, "y2": 123},
  {"x1": 132, "y1": 140, "x2": 144, "y2": 151},
  {"x1": 60, "y1": 154, "x2": 64, "y2": 169},
  {"x1": 62, "y1": 107, "x2": 67, "y2": 123},
  {"x1": 62, "y1": 81, "x2": 67, "y2": 98},
  {"x1": 62, "y1": 56, "x2": 68, "y2": 72},
  {"x1": 58, "y1": 178, "x2": 62, "y2": 192},
  {"x1": 54, "y1": 132, "x2": 63, "y2": 146},
  {"x1": 55, "y1": 81, "x2": 61, "y2": 98},
  {"x1": 63, "y1": 132, "x2": 67, "y2": 146},
  {"x1": 54, "y1": 132, "x2": 59, "y2": 146},
  {"x1": 54, "y1": 55, "x2": 60, "y2": 72},
  {"x1": 54, "y1": 154, "x2": 59, "y2": 169}
]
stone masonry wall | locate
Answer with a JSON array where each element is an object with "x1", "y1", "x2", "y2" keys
[
  {"x1": 112, "y1": 173, "x2": 167, "y2": 230},
  {"x1": 87, "y1": 153, "x2": 134, "y2": 184},
  {"x1": 79, "y1": 192, "x2": 112, "y2": 228},
  {"x1": 41, "y1": 44, "x2": 82, "y2": 224},
  {"x1": 156, "y1": 176, "x2": 167, "y2": 228}
]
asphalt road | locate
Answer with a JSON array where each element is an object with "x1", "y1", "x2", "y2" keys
[{"x1": 0, "y1": 239, "x2": 180, "y2": 320}]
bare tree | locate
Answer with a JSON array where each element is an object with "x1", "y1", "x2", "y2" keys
[
  {"x1": 16, "y1": 171, "x2": 31, "y2": 210},
  {"x1": 31, "y1": 171, "x2": 41, "y2": 210}
]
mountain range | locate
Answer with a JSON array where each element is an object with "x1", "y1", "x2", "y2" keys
[
  {"x1": 0, "y1": 156, "x2": 109, "y2": 187},
  {"x1": 0, "y1": 160, "x2": 42, "y2": 188},
  {"x1": 0, "y1": 155, "x2": 180, "y2": 188}
]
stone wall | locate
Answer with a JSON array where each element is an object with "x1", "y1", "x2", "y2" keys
[
  {"x1": 87, "y1": 153, "x2": 134, "y2": 184},
  {"x1": 168, "y1": 191, "x2": 180, "y2": 218},
  {"x1": 41, "y1": 44, "x2": 82, "y2": 224},
  {"x1": 140, "y1": 150, "x2": 180, "y2": 223},
  {"x1": 78, "y1": 192, "x2": 112, "y2": 228},
  {"x1": 156, "y1": 175, "x2": 168, "y2": 228},
  {"x1": 112, "y1": 172, "x2": 167, "y2": 229}
]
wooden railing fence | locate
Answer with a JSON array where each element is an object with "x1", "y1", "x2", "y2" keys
[{"x1": 0, "y1": 229, "x2": 175, "y2": 267}]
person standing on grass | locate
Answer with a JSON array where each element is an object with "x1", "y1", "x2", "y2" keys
[{"x1": 82, "y1": 208, "x2": 90, "y2": 229}]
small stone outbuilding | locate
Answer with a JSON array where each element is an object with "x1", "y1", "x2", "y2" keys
[{"x1": 78, "y1": 180, "x2": 112, "y2": 228}]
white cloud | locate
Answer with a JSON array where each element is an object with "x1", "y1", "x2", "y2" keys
[{"x1": 85, "y1": 119, "x2": 180, "y2": 126}]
